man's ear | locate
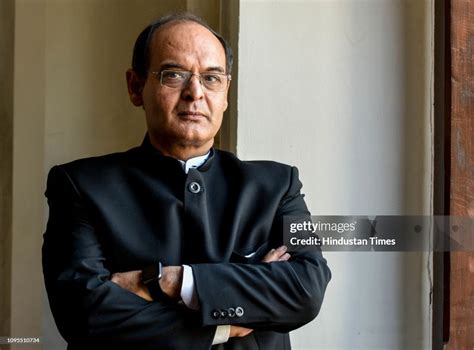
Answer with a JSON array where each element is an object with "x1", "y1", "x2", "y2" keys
[
  {"x1": 223, "y1": 99, "x2": 228, "y2": 112},
  {"x1": 126, "y1": 69, "x2": 145, "y2": 106},
  {"x1": 223, "y1": 83, "x2": 230, "y2": 111}
]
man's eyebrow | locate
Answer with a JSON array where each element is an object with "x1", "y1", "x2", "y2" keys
[
  {"x1": 159, "y1": 63, "x2": 186, "y2": 71},
  {"x1": 204, "y1": 66, "x2": 225, "y2": 73},
  {"x1": 157, "y1": 63, "x2": 226, "y2": 73}
]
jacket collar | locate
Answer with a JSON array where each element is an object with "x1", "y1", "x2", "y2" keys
[{"x1": 140, "y1": 134, "x2": 215, "y2": 172}]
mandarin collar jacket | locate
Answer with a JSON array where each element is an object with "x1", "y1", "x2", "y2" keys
[{"x1": 42, "y1": 136, "x2": 331, "y2": 350}]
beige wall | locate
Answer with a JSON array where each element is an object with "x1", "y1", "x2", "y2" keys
[
  {"x1": 11, "y1": 2, "x2": 46, "y2": 349},
  {"x1": 237, "y1": 1, "x2": 433, "y2": 349},
  {"x1": 44, "y1": 0, "x2": 187, "y2": 168}
]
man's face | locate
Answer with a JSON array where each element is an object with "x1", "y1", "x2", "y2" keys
[{"x1": 139, "y1": 21, "x2": 229, "y2": 152}]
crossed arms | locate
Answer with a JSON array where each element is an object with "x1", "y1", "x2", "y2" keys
[
  {"x1": 110, "y1": 245, "x2": 292, "y2": 340},
  {"x1": 42, "y1": 165, "x2": 331, "y2": 349}
]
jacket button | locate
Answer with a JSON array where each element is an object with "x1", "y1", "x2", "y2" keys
[
  {"x1": 220, "y1": 309, "x2": 228, "y2": 318},
  {"x1": 235, "y1": 306, "x2": 244, "y2": 317},
  {"x1": 212, "y1": 310, "x2": 221, "y2": 319},
  {"x1": 188, "y1": 182, "x2": 201, "y2": 193},
  {"x1": 227, "y1": 307, "x2": 236, "y2": 318}
]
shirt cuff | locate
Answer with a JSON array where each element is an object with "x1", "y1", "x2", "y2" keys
[
  {"x1": 212, "y1": 325, "x2": 231, "y2": 345},
  {"x1": 180, "y1": 265, "x2": 200, "y2": 310}
]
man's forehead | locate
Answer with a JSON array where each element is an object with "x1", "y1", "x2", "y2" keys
[{"x1": 149, "y1": 21, "x2": 225, "y2": 64}]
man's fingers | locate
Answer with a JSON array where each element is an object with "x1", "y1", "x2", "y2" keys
[
  {"x1": 278, "y1": 252, "x2": 291, "y2": 261},
  {"x1": 110, "y1": 271, "x2": 153, "y2": 301},
  {"x1": 229, "y1": 326, "x2": 253, "y2": 338},
  {"x1": 110, "y1": 272, "x2": 122, "y2": 285},
  {"x1": 136, "y1": 289, "x2": 153, "y2": 302},
  {"x1": 261, "y1": 245, "x2": 289, "y2": 263}
]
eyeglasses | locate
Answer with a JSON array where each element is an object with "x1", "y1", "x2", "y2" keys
[{"x1": 149, "y1": 70, "x2": 231, "y2": 92}]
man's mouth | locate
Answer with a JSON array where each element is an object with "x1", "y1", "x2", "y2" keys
[{"x1": 177, "y1": 111, "x2": 208, "y2": 120}]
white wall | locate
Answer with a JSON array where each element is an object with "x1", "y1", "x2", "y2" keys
[{"x1": 237, "y1": 1, "x2": 433, "y2": 349}]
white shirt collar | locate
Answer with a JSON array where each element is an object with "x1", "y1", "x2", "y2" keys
[{"x1": 177, "y1": 151, "x2": 211, "y2": 174}]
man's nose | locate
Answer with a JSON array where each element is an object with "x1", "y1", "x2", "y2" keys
[{"x1": 181, "y1": 74, "x2": 204, "y2": 101}]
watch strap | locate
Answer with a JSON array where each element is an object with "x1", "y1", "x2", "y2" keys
[{"x1": 141, "y1": 262, "x2": 173, "y2": 302}]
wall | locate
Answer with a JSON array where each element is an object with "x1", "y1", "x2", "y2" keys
[
  {"x1": 43, "y1": 0, "x2": 187, "y2": 167},
  {"x1": 236, "y1": 1, "x2": 433, "y2": 349},
  {"x1": 11, "y1": 2, "x2": 46, "y2": 349}
]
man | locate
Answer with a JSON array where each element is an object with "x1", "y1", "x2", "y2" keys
[{"x1": 42, "y1": 13, "x2": 331, "y2": 350}]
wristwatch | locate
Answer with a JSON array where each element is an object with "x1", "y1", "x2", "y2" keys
[{"x1": 141, "y1": 261, "x2": 172, "y2": 302}]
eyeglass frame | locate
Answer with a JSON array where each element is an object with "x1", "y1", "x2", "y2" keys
[{"x1": 148, "y1": 69, "x2": 231, "y2": 92}]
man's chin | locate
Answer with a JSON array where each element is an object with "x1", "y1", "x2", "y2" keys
[{"x1": 173, "y1": 133, "x2": 214, "y2": 149}]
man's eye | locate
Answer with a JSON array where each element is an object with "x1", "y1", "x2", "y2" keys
[
  {"x1": 163, "y1": 71, "x2": 185, "y2": 80},
  {"x1": 203, "y1": 74, "x2": 222, "y2": 84}
]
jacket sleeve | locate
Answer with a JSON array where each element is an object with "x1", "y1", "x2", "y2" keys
[
  {"x1": 42, "y1": 165, "x2": 216, "y2": 350},
  {"x1": 190, "y1": 166, "x2": 331, "y2": 332}
]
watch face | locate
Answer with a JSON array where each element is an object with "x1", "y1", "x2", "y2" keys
[
  {"x1": 141, "y1": 262, "x2": 170, "y2": 301},
  {"x1": 142, "y1": 262, "x2": 161, "y2": 284}
]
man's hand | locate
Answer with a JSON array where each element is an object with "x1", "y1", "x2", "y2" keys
[
  {"x1": 110, "y1": 270, "x2": 152, "y2": 301},
  {"x1": 159, "y1": 266, "x2": 183, "y2": 300},
  {"x1": 110, "y1": 266, "x2": 183, "y2": 301},
  {"x1": 229, "y1": 325, "x2": 254, "y2": 338},
  {"x1": 229, "y1": 245, "x2": 290, "y2": 338},
  {"x1": 261, "y1": 245, "x2": 291, "y2": 263}
]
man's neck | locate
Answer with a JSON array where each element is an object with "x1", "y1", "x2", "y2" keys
[{"x1": 149, "y1": 136, "x2": 213, "y2": 161}]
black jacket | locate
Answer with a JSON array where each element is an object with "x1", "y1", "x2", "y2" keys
[{"x1": 42, "y1": 137, "x2": 331, "y2": 350}]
